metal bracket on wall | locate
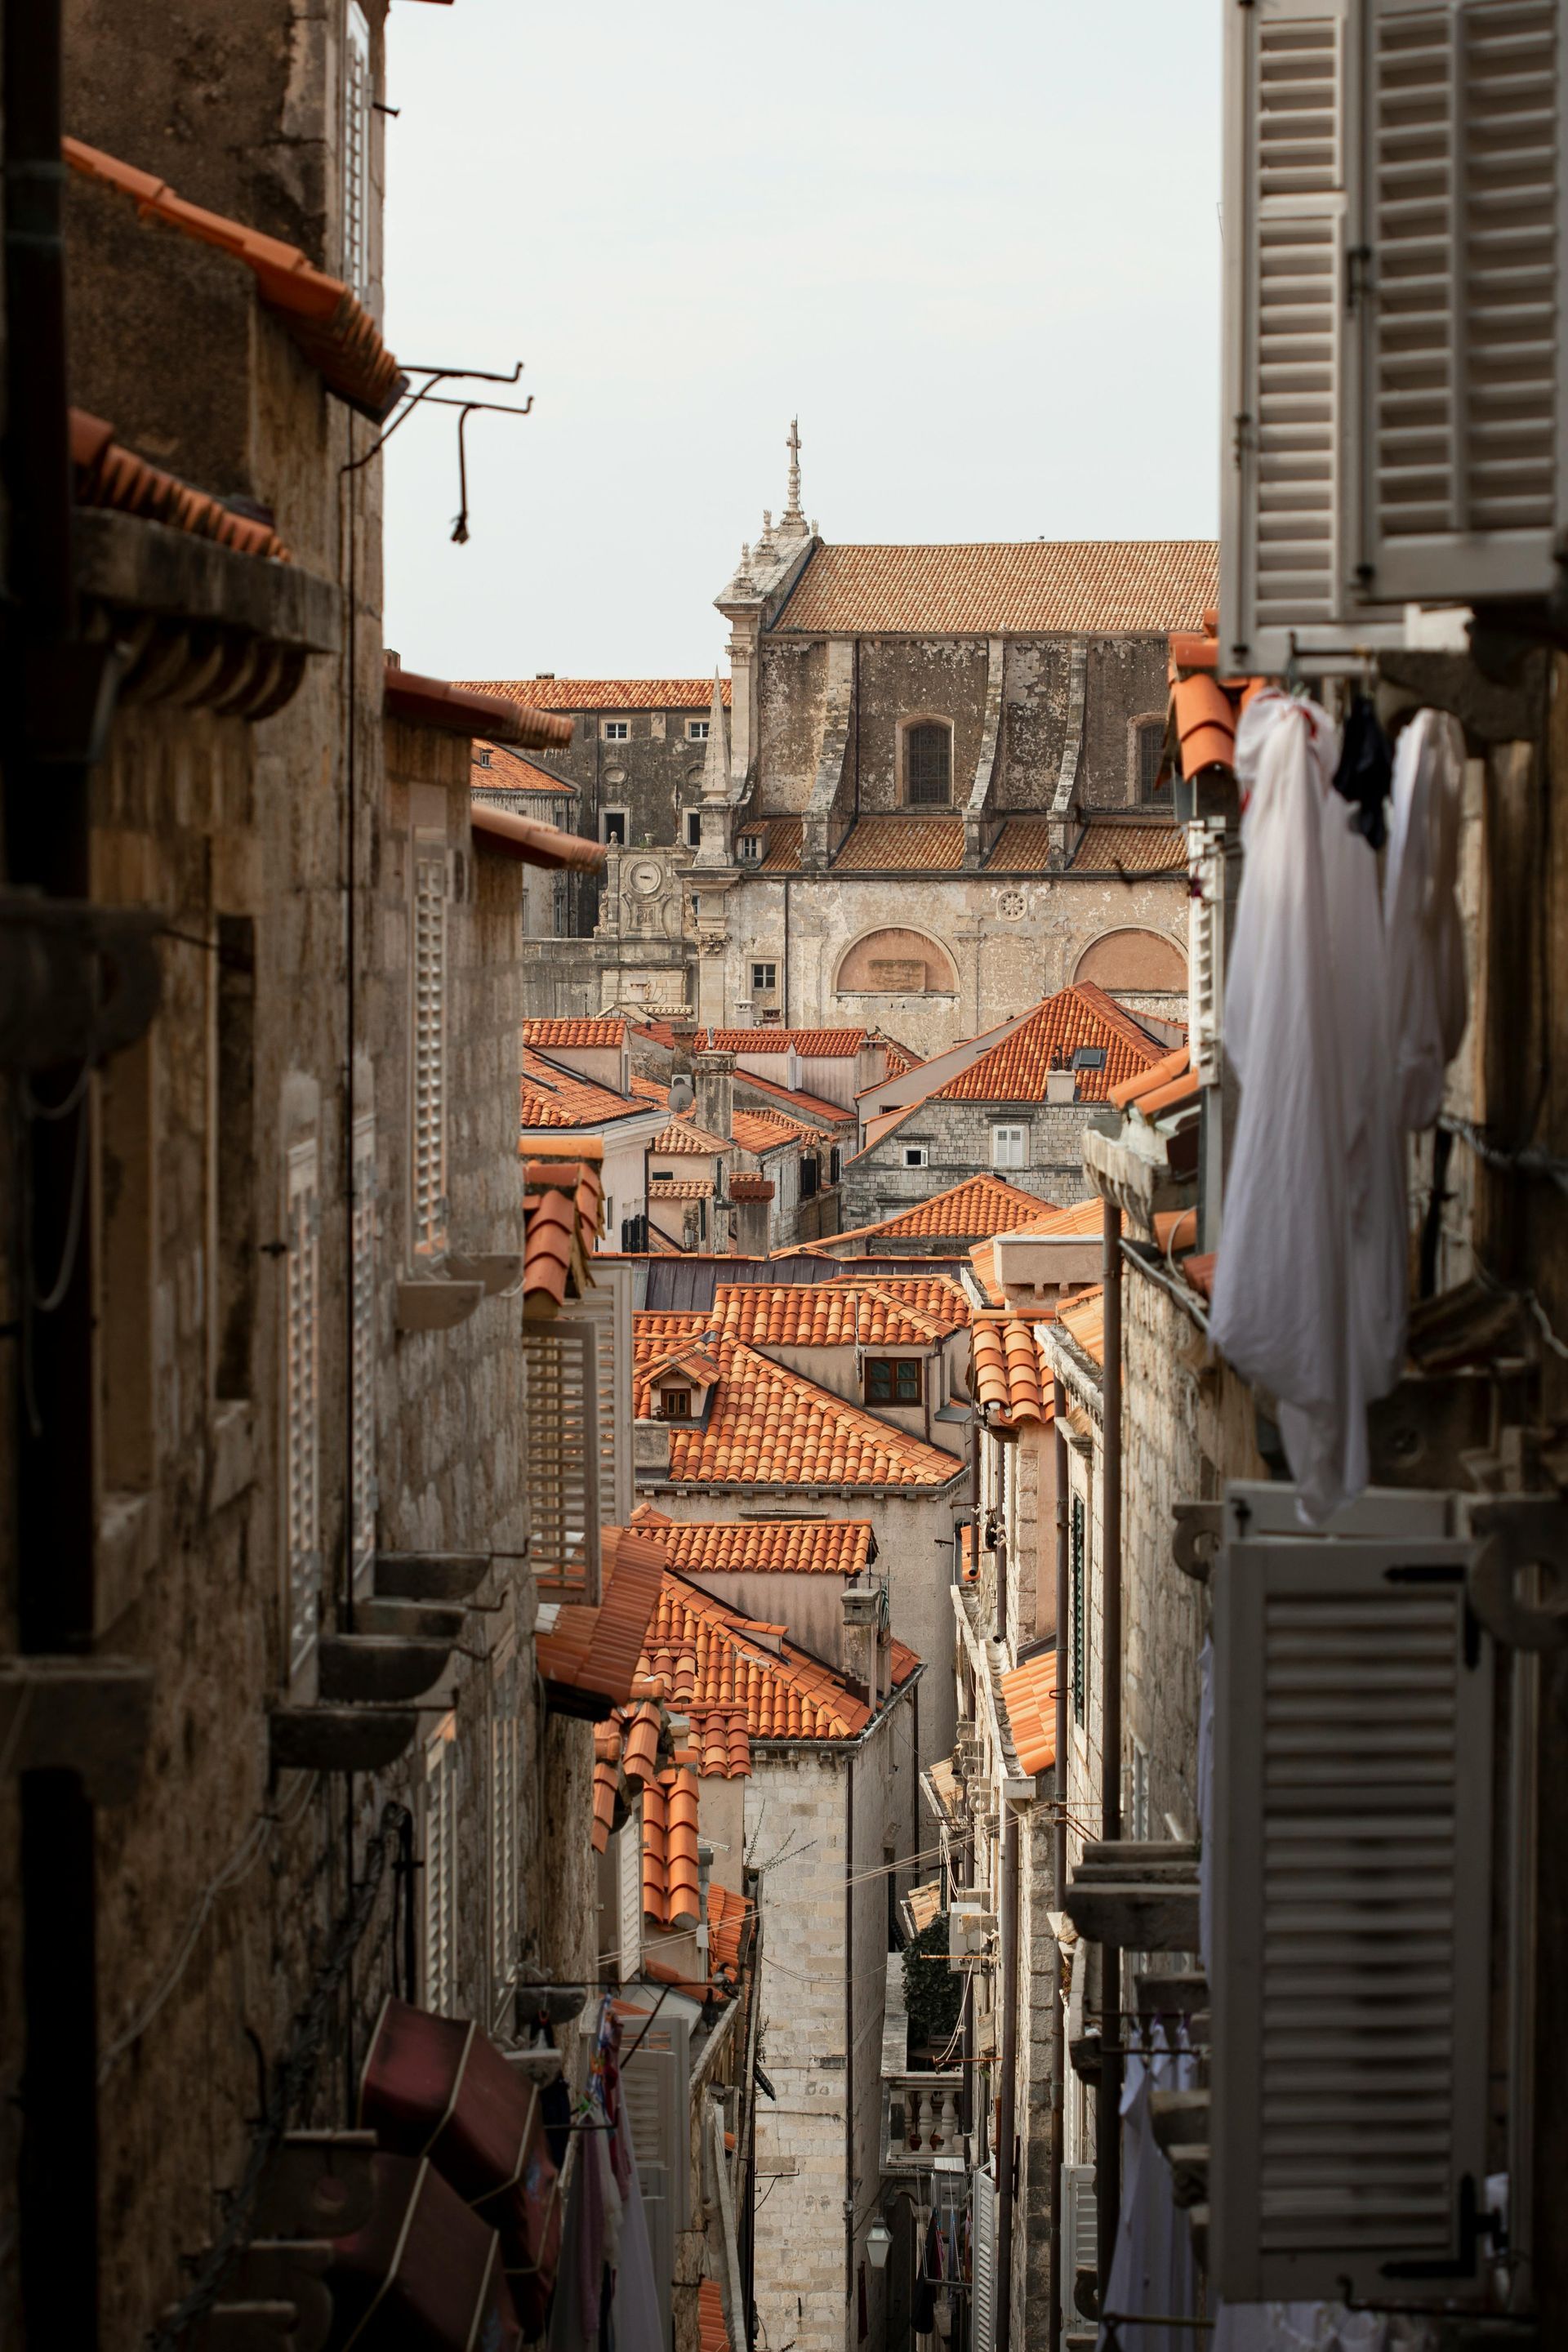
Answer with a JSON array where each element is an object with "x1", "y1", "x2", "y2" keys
[
  {"x1": 1464, "y1": 1494, "x2": 1568, "y2": 1651},
  {"x1": 1171, "y1": 1500, "x2": 1223, "y2": 1584}
]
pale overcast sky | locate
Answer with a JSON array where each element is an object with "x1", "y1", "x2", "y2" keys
[{"x1": 382, "y1": 0, "x2": 1222, "y2": 682}]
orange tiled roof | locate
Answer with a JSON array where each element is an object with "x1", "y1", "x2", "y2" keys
[
  {"x1": 708, "y1": 1279, "x2": 967, "y2": 1350},
  {"x1": 1140, "y1": 1067, "x2": 1200, "y2": 1117},
  {"x1": 64, "y1": 137, "x2": 404, "y2": 421},
  {"x1": 731, "y1": 1107, "x2": 820, "y2": 1156},
  {"x1": 985, "y1": 819, "x2": 1054, "y2": 872},
  {"x1": 471, "y1": 803, "x2": 603, "y2": 870},
  {"x1": 643, "y1": 1764, "x2": 702, "y2": 1927},
  {"x1": 639, "y1": 1567, "x2": 904, "y2": 1743},
  {"x1": 928, "y1": 985, "x2": 1166, "y2": 1106},
  {"x1": 698, "y1": 2280, "x2": 733, "y2": 2352},
  {"x1": 519, "y1": 1048, "x2": 649, "y2": 1133},
  {"x1": 457, "y1": 677, "x2": 733, "y2": 712},
  {"x1": 535, "y1": 1527, "x2": 669, "y2": 1712},
  {"x1": 774, "y1": 541, "x2": 1219, "y2": 636},
  {"x1": 694, "y1": 1028, "x2": 792, "y2": 1054},
  {"x1": 1071, "y1": 820, "x2": 1186, "y2": 875},
  {"x1": 734, "y1": 1071, "x2": 853, "y2": 1126},
  {"x1": 523, "y1": 1017, "x2": 626, "y2": 1049},
  {"x1": 1000, "y1": 1650, "x2": 1059, "y2": 1776},
  {"x1": 789, "y1": 1030, "x2": 867, "y2": 1058},
  {"x1": 728, "y1": 1174, "x2": 774, "y2": 1204},
  {"x1": 875, "y1": 1037, "x2": 919, "y2": 1079},
  {"x1": 707, "y1": 1881, "x2": 752, "y2": 1977},
  {"x1": 632, "y1": 1329, "x2": 962, "y2": 1490},
  {"x1": 522, "y1": 1159, "x2": 602, "y2": 1308},
  {"x1": 1055, "y1": 1284, "x2": 1106, "y2": 1370},
  {"x1": 388, "y1": 666, "x2": 574, "y2": 751},
  {"x1": 971, "y1": 1314, "x2": 1054, "y2": 1428},
  {"x1": 1111, "y1": 1044, "x2": 1189, "y2": 1111},
  {"x1": 652, "y1": 1116, "x2": 729, "y2": 1157},
  {"x1": 470, "y1": 743, "x2": 578, "y2": 797},
  {"x1": 656, "y1": 1517, "x2": 877, "y2": 1580},
  {"x1": 591, "y1": 1699, "x2": 666, "y2": 1852},
  {"x1": 834, "y1": 1173, "x2": 1055, "y2": 1247},
  {"x1": 630, "y1": 1074, "x2": 670, "y2": 1106},
  {"x1": 824, "y1": 1272, "x2": 973, "y2": 1325},
  {"x1": 1167, "y1": 623, "x2": 1269, "y2": 775},
  {"x1": 70, "y1": 408, "x2": 291, "y2": 560},
  {"x1": 831, "y1": 816, "x2": 964, "y2": 871},
  {"x1": 649, "y1": 1177, "x2": 714, "y2": 1201},
  {"x1": 756, "y1": 817, "x2": 803, "y2": 871}
]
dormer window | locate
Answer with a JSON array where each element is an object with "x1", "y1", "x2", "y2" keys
[
  {"x1": 657, "y1": 1388, "x2": 692, "y2": 1421},
  {"x1": 906, "y1": 721, "x2": 952, "y2": 807},
  {"x1": 737, "y1": 834, "x2": 763, "y2": 863}
]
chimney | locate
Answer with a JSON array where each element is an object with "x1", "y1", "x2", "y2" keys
[
  {"x1": 694, "y1": 1050, "x2": 734, "y2": 1141},
  {"x1": 840, "y1": 1581, "x2": 883, "y2": 1708},
  {"x1": 728, "y1": 1173, "x2": 773, "y2": 1256}
]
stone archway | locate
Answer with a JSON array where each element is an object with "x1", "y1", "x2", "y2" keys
[
  {"x1": 1073, "y1": 926, "x2": 1187, "y2": 993},
  {"x1": 835, "y1": 926, "x2": 960, "y2": 996}
]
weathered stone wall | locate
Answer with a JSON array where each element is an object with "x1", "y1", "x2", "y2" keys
[{"x1": 841, "y1": 1096, "x2": 1109, "y2": 1230}]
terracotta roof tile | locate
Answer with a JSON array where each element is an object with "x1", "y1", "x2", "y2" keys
[
  {"x1": 971, "y1": 1314, "x2": 1054, "y2": 1427},
  {"x1": 928, "y1": 985, "x2": 1166, "y2": 1106},
  {"x1": 707, "y1": 1279, "x2": 967, "y2": 1350},
  {"x1": 1000, "y1": 1650, "x2": 1059, "y2": 1776},
  {"x1": 834, "y1": 1173, "x2": 1055, "y2": 1246},
  {"x1": 774, "y1": 541, "x2": 1219, "y2": 636},
  {"x1": 707, "y1": 1882, "x2": 752, "y2": 1978},
  {"x1": 727, "y1": 1174, "x2": 774, "y2": 1203},
  {"x1": 70, "y1": 408, "x2": 291, "y2": 560},
  {"x1": 657, "y1": 1517, "x2": 877, "y2": 1579},
  {"x1": 699, "y1": 2279, "x2": 732, "y2": 2352},
  {"x1": 733, "y1": 1075, "x2": 853, "y2": 1127},
  {"x1": 731, "y1": 1107, "x2": 819, "y2": 1156},
  {"x1": 696, "y1": 1029, "x2": 793, "y2": 1054},
  {"x1": 831, "y1": 816, "x2": 964, "y2": 871},
  {"x1": 520, "y1": 1159, "x2": 603, "y2": 1305},
  {"x1": 389, "y1": 667, "x2": 574, "y2": 751},
  {"x1": 756, "y1": 817, "x2": 802, "y2": 871},
  {"x1": 523, "y1": 1017, "x2": 626, "y2": 1049},
  {"x1": 1055, "y1": 1284, "x2": 1106, "y2": 1370},
  {"x1": 633, "y1": 1327, "x2": 962, "y2": 1490},
  {"x1": 639, "y1": 1567, "x2": 880, "y2": 1744},
  {"x1": 535, "y1": 1527, "x2": 669, "y2": 1713},
  {"x1": 984, "y1": 819, "x2": 1054, "y2": 871},
  {"x1": 519, "y1": 1048, "x2": 648, "y2": 1133},
  {"x1": 470, "y1": 743, "x2": 579, "y2": 797},
  {"x1": 64, "y1": 137, "x2": 404, "y2": 421},
  {"x1": 1110, "y1": 1045, "x2": 1189, "y2": 1111},
  {"x1": 648, "y1": 1177, "x2": 715, "y2": 1201},
  {"x1": 590, "y1": 1699, "x2": 666, "y2": 1853},
  {"x1": 471, "y1": 804, "x2": 602, "y2": 869},
  {"x1": 652, "y1": 1116, "x2": 730, "y2": 1157},
  {"x1": 786, "y1": 1030, "x2": 866, "y2": 1058},
  {"x1": 1071, "y1": 820, "x2": 1186, "y2": 875},
  {"x1": 457, "y1": 677, "x2": 732, "y2": 713},
  {"x1": 1139, "y1": 1067, "x2": 1200, "y2": 1117}
]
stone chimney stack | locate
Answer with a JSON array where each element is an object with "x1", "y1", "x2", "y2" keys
[
  {"x1": 840, "y1": 1581, "x2": 883, "y2": 1708},
  {"x1": 694, "y1": 1050, "x2": 734, "y2": 1142},
  {"x1": 728, "y1": 1173, "x2": 773, "y2": 1257}
]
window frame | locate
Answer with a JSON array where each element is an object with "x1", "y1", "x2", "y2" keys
[
  {"x1": 865, "y1": 1356, "x2": 923, "y2": 1407},
  {"x1": 687, "y1": 718, "x2": 710, "y2": 742},
  {"x1": 902, "y1": 1144, "x2": 929, "y2": 1169},
  {"x1": 991, "y1": 1122, "x2": 1027, "y2": 1170},
  {"x1": 751, "y1": 960, "x2": 777, "y2": 993},
  {"x1": 657, "y1": 1386, "x2": 693, "y2": 1422},
  {"x1": 601, "y1": 719, "x2": 630, "y2": 742},
  {"x1": 1130, "y1": 713, "x2": 1168, "y2": 803},
  {"x1": 737, "y1": 833, "x2": 763, "y2": 863},
  {"x1": 601, "y1": 809, "x2": 628, "y2": 848},
  {"x1": 685, "y1": 810, "x2": 703, "y2": 849},
  {"x1": 902, "y1": 717, "x2": 955, "y2": 808}
]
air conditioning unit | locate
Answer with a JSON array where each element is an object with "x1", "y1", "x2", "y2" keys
[{"x1": 948, "y1": 1897, "x2": 997, "y2": 1971}]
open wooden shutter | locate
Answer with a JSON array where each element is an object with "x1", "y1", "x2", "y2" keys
[
  {"x1": 571, "y1": 1265, "x2": 634, "y2": 1532},
  {"x1": 1210, "y1": 1533, "x2": 1493, "y2": 2305},
  {"x1": 617, "y1": 1804, "x2": 644, "y2": 1980},
  {"x1": 350, "y1": 1108, "x2": 377, "y2": 1597},
  {"x1": 423, "y1": 1714, "x2": 459, "y2": 2018},
  {"x1": 621, "y1": 2017, "x2": 690, "y2": 2346},
  {"x1": 1221, "y1": 0, "x2": 1356, "y2": 670},
  {"x1": 970, "y1": 2168, "x2": 997, "y2": 2352},
  {"x1": 284, "y1": 1135, "x2": 321, "y2": 1678},
  {"x1": 1356, "y1": 0, "x2": 1564, "y2": 604},
  {"x1": 1059, "y1": 2163, "x2": 1098, "y2": 2334},
  {"x1": 412, "y1": 844, "x2": 448, "y2": 1259},
  {"x1": 519, "y1": 1319, "x2": 600, "y2": 1601}
]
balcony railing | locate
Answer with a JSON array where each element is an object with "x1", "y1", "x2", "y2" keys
[{"x1": 881, "y1": 2072, "x2": 965, "y2": 2174}]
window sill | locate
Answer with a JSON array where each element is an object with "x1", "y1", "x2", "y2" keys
[{"x1": 395, "y1": 1277, "x2": 485, "y2": 1333}]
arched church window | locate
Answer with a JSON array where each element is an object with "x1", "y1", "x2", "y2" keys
[
  {"x1": 1135, "y1": 718, "x2": 1168, "y2": 801},
  {"x1": 906, "y1": 722, "x2": 952, "y2": 807}
]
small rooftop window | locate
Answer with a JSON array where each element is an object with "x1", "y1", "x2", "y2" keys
[{"x1": 1071, "y1": 1046, "x2": 1106, "y2": 1071}]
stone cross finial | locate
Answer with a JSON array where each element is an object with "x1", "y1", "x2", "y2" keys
[{"x1": 782, "y1": 416, "x2": 805, "y2": 530}]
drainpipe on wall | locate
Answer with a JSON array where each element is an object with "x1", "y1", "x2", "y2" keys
[
  {"x1": 782, "y1": 875, "x2": 791, "y2": 1028},
  {"x1": 996, "y1": 1803, "x2": 1021, "y2": 2352},
  {"x1": 844, "y1": 1748, "x2": 856, "y2": 2318},
  {"x1": 1051, "y1": 1379, "x2": 1071, "y2": 2326},
  {"x1": 1098, "y1": 1200, "x2": 1125, "y2": 2296}
]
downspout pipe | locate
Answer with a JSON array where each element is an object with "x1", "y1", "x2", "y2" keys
[
  {"x1": 3, "y1": 5, "x2": 113, "y2": 2344},
  {"x1": 844, "y1": 1748, "x2": 856, "y2": 2323},
  {"x1": 996, "y1": 1802, "x2": 1021, "y2": 2352},
  {"x1": 1051, "y1": 1379, "x2": 1071, "y2": 2336},
  {"x1": 1098, "y1": 1200, "x2": 1125, "y2": 2298}
]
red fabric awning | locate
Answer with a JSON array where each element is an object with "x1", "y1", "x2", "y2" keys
[
  {"x1": 386, "y1": 666, "x2": 573, "y2": 749},
  {"x1": 471, "y1": 802, "x2": 606, "y2": 873},
  {"x1": 359, "y1": 2000, "x2": 563, "y2": 2333},
  {"x1": 326, "y1": 2153, "x2": 521, "y2": 2350}
]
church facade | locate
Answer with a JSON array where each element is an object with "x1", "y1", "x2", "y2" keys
[{"x1": 501, "y1": 431, "x2": 1217, "y2": 1060}]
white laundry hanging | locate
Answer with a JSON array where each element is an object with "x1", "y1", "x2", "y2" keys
[
  {"x1": 1383, "y1": 709, "x2": 1468, "y2": 1134},
  {"x1": 1209, "y1": 690, "x2": 1405, "y2": 1521}
]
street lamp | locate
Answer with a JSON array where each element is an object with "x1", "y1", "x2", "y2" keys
[{"x1": 866, "y1": 2220, "x2": 893, "y2": 2271}]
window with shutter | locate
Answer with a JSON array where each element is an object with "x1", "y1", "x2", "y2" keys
[
  {"x1": 1358, "y1": 0, "x2": 1562, "y2": 603},
  {"x1": 1222, "y1": 0, "x2": 1356, "y2": 670},
  {"x1": 1187, "y1": 817, "x2": 1227, "y2": 1089},
  {"x1": 341, "y1": 2, "x2": 373, "y2": 304},
  {"x1": 350, "y1": 1109, "x2": 377, "y2": 1596},
  {"x1": 424, "y1": 1713, "x2": 459, "y2": 2017},
  {"x1": 285, "y1": 1138, "x2": 321, "y2": 1677},
  {"x1": 1210, "y1": 1532, "x2": 1493, "y2": 2305},
  {"x1": 1071, "y1": 1496, "x2": 1086, "y2": 1727},
  {"x1": 490, "y1": 1682, "x2": 520, "y2": 2025},
  {"x1": 519, "y1": 1319, "x2": 601, "y2": 1601},
  {"x1": 620, "y1": 2020, "x2": 690, "y2": 2349},
  {"x1": 617, "y1": 1807, "x2": 643, "y2": 1980},
  {"x1": 412, "y1": 846, "x2": 448, "y2": 1259},
  {"x1": 970, "y1": 2168, "x2": 997, "y2": 2352},
  {"x1": 1060, "y1": 2163, "x2": 1098, "y2": 2332},
  {"x1": 568, "y1": 1266, "x2": 634, "y2": 1534}
]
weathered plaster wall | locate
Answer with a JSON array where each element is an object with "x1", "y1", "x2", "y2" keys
[{"x1": 843, "y1": 1096, "x2": 1112, "y2": 1228}]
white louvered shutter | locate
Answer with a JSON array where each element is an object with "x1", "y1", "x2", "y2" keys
[
  {"x1": 571, "y1": 1266, "x2": 633, "y2": 1532},
  {"x1": 1059, "y1": 2163, "x2": 1098, "y2": 2333},
  {"x1": 1187, "y1": 817, "x2": 1227, "y2": 1088},
  {"x1": 285, "y1": 1138, "x2": 321, "y2": 1677},
  {"x1": 970, "y1": 2168, "x2": 997, "y2": 2352},
  {"x1": 617, "y1": 1803, "x2": 644, "y2": 1979},
  {"x1": 621, "y1": 2019, "x2": 691, "y2": 2348},
  {"x1": 1222, "y1": 0, "x2": 1357, "y2": 671},
  {"x1": 1210, "y1": 1534, "x2": 1493, "y2": 2305},
  {"x1": 490, "y1": 1652, "x2": 520, "y2": 2025},
  {"x1": 350, "y1": 1109, "x2": 377, "y2": 1597},
  {"x1": 519, "y1": 1319, "x2": 601, "y2": 1601},
  {"x1": 1356, "y1": 0, "x2": 1563, "y2": 604},
  {"x1": 341, "y1": 2, "x2": 372, "y2": 303},
  {"x1": 412, "y1": 845, "x2": 448, "y2": 1259},
  {"x1": 424, "y1": 1714, "x2": 459, "y2": 2017}
]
